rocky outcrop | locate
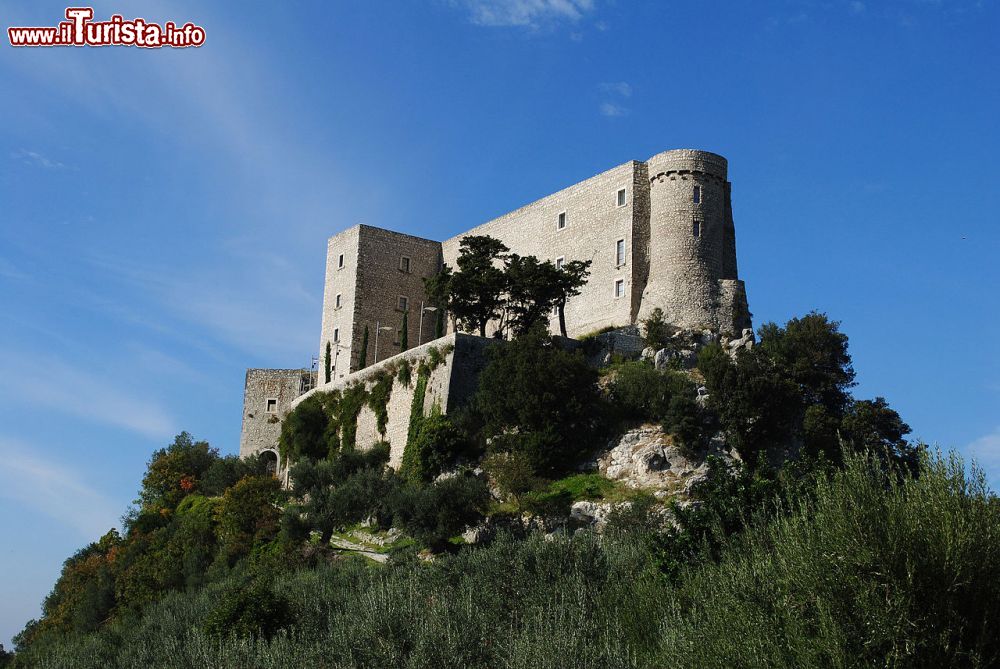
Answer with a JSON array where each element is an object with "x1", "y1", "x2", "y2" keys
[{"x1": 596, "y1": 424, "x2": 735, "y2": 497}]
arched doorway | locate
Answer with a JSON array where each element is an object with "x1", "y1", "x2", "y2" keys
[{"x1": 259, "y1": 450, "x2": 279, "y2": 477}]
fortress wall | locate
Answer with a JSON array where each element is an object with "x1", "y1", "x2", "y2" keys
[
  {"x1": 441, "y1": 160, "x2": 641, "y2": 338},
  {"x1": 291, "y1": 333, "x2": 491, "y2": 469},
  {"x1": 239, "y1": 368, "x2": 313, "y2": 462}
]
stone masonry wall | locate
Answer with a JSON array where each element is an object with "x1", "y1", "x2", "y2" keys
[
  {"x1": 239, "y1": 368, "x2": 314, "y2": 463},
  {"x1": 440, "y1": 160, "x2": 641, "y2": 339},
  {"x1": 292, "y1": 333, "x2": 491, "y2": 468}
]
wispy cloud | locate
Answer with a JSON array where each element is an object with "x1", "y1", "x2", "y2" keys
[
  {"x1": 455, "y1": 0, "x2": 597, "y2": 28},
  {"x1": 0, "y1": 438, "x2": 120, "y2": 539},
  {"x1": 964, "y1": 426, "x2": 1000, "y2": 490},
  {"x1": 10, "y1": 149, "x2": 65, "y2": 170},
  {"x1": 599, "y1": 102, "x2": 628, "y2": 117},
  {"x1": 598, "y1": 80, "x2": 631, "y2": 118},
  {"x1": 0, "y1": 352, "x2": 176, "y2": 440},
  {"x1": 599, "y1": 81, "x2": 632, "y2": 98}
]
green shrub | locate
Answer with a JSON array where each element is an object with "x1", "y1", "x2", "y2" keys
[
  {"x1": 203, "y1": 578, "x2": 294, "y2": 640},
  {"x1": 401, "y1": 411, "x2": 467, "y2": 483},
  {"x1": 393, "y1": 474, "x2": 491, "y2": 549},
  {"x1": 483, "y1": 451, "x2": 541, "y2": 499}
]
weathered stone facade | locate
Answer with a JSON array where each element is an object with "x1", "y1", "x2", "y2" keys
[
  {"x1": 239, "y1": 368, "x2": 315, "y2": 475},
  {"x1": 241, "y1": 149, "x2": 752, "y2": 463},
  {"x1": 292, "y1": 333, "x2": 491, "y2": 468}
]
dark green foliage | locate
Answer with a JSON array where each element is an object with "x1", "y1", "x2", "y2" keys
[
  {"x1": 215, "y1": 476, "x2": 285, "y2": 563},
  {"x1": 134, "y1": 432, "x2": 218, "y2": 514},
  {"x1": 0, "y1": 644, "x2": 11, "y2": 667},
  {"x1": 503, "y1": 253, "x2": 561, "y2": 336},
  {"x1": 841, "y1": 397, "x2": 916, "y2": 470},
  {"x1": 448, "y1": 235, "x2": 510, "y2": 336},
  {"x1": 367, "y1": 371, "x2": 394, "y2": 435},
  {"x1": 641, "y1": 307, "x2": 670, "y2": 350},
  {"x1": 435, "y1": 308, "x2": 445, "y2": 338},
  {"x1": 278, "y1": 395, "x2": 329, "y2": 462},
  {"x1": 203, "y1": 578, "x2": 294, "y2": 640},
  {"x1": 401, "y1": 411, "x2": 467, "y2": 483},
  {"x1": 552, "y1": 259, "x2": 592, "y2": 337},
  {"x1": 401, "y1": 369, "x2": 430, "y2": 478},
  {"x1": 324, "y1": 341, "x2": 332, "y2": 383},
  {"x1": 335, "y1": 384, "x2": 368, "y2": 450},
  {"x1": 396, "y1": 358, "x2": 412, "y2": 387},
  {"x1": 393, "y1": 474, "x2": 491, "y2": 549},
  {"x1": 200, "y1": 454, "x2": 269, "y2": 496},
  {"x1": 757, "y1": 311, "x2": 856, "y2": 414},
  {"x1": 474, "y1": 326, "x2": 601, "y2": 476},
  {"x1": 482, "y1": 451, "x2": 541, "y2": 499},
  {"x1": 400, "y1": 311, "x2": 409, "y2": 351},
  {"x1": 358, "y1": 325, "x2": 370, "y2": 369}
]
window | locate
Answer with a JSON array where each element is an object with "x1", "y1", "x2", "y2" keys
[
  {"x1": 334, "y1": 328, "x2": 340, "y2": 342},
  {"x1": 399, "y1": 256, "x2": 411, "y2": 273},
  {"x1": 338, "y1": 253, "x2": 345, "y2": 269},
  {"x1": 614, "y1": 279, "x2": 625, "y2": 298},
  {"x1": 335, "y1": 293, "x2": 342, "y2": 309},
  {"x1": 555, "y1": 256, "x2": 565, "y2": 270},
  {"x1": 616, "y1": 188, "x2": 627, "y2": 207},
  {"x1": 616, "y1": 239, "x2": 626, "y2": 266},
  {"x1": 693, "y1": 185, "x2": 701, "y2": 204},
  {"x1": 265, "y1": 398, "x2": 277, "y2": 413},
  {"x1": 557, "y1": 211, "x2": 567, "y2": 230},
  {"x1": 398, "y1": 296, "x2": 409, "y2": 311},
  {"x1": 693, "y1": 220, "x2": 702, "y2": 238}
]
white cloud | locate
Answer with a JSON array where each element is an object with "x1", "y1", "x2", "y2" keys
[
  {"x1": 10, "y1": 149, "x2": 65, "y2": 170},
  {"x1": 0, "y1": 352, "x2": 176, "y2": 441},
  {"x1": 600, "y1": 81, "x2": 632, "y2": 97},
  {"x1": 599, "y1": 101, "x2": 627, "y2": 117},
  {"x1": 964, "y1": 426, "x2": 1000, "y2": 490},
  {"x1": 457, "y1": 0, "x2": 596, "y2": 27},
  {"x1": 0, "y1": 438, "x2": 120, "y2": 539}
]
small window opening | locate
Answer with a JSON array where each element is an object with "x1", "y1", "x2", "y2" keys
[
  {"x1": 557, "y1": 212, "x2": 567, "y2": 230},
  {"x1": 616, "y1": 188, "x2": 627, "y2": 207},
  {"x1": 693, "y1": 220, "x2": 702, "y2": 238},
  {"x1": 693, "y1": 185, "x2": 701, "y2": 204},
  {"x1": 614, "y1": 279, "x2": 625, "y2": 298},
  {"x1": 265, "y1": 398, "x2": 277, "y2": 413},
  {"x1": 616, "y1": 239, "x2": 626, "y2": 266},
  {"x1": 334, "y1": 328, "x2": 340, "y2": 342},
  {"x1": 555, "y1": 256, "x2": 565, "y2": 270},
  {"x1": 335, "y1": 293, "x2": 342, "y2": 309},
  {"x1": 398, "y1": 296, "x2": 409, "y2": 311},
  {"x1": 400, "y1": 256, "x2": 411, "y2": 273},
  {"x1": 338, "y1": 253, "x2": 345, "y2": 269}
]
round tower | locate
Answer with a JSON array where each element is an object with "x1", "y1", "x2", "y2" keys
[{"x1": 640, "y1": 149, "x2": 747, "y2": 334}]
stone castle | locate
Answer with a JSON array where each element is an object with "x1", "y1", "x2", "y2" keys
[{"x1": 240, "y1": 149, "x2": 751, "y2": 474}]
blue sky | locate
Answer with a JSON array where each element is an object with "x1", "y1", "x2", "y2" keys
[{"x1": 1, "y1": 0, "x2": 998, "y2": 648}]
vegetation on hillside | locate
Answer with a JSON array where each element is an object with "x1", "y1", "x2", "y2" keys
[{"x1": 8, "y1": 311, "x2": 993, "y2": 668}]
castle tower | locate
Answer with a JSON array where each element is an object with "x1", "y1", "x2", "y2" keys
[{"x1": 640, "y1": 149, "x2": 750, "y2": 334}]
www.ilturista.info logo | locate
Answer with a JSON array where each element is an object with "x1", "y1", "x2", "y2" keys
[{"x1": 8, "y1": 7, "x2": 205, "y2": 48}]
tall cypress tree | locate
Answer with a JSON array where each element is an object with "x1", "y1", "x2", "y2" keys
[
  {"x1": 324, "y1": 341, "x2": 332, "y2": 383},
  {"x1": 400, "y1": 312, "x2": 409, "y2": 351},
  {"x1": 358, "y1": 325, "x2": 370, "y2": 369}
]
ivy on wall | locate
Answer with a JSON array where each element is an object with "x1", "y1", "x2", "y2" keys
[{"x1": 367, "y1": 371, "x2": 394, "y2": 435}]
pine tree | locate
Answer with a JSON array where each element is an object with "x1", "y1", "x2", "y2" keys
[{"x1": 324, "y1": 341, "x2": 332, "y2": 383}]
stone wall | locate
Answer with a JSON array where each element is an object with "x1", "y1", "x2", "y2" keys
[
  {"x1": 239, "y1": 368, "x2": 314, "y2": 465},
  {"x1": 441, "y1": 160, "x2": 641, "y2": 339},
  {"x1": 291, "y1": 333, "x2": 491, "y2": 468}
]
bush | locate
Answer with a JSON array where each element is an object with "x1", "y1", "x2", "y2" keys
[
  {"x1": 402, "y1": 412, "x2": 468, "y2": 483},
  {"x1": 641, "y1": 307, "x2": 671, "y2": 350},
  {"x1": 483, "y1": 451, "x2": 541, "y2": 499},
  {"x1": 475, "y1": 326, "x2": 602, "y2": 475},
  {"x1": 393, "y1": 474, "x2": 491, "y2": 549},
  {"x1": 203, "y1": 578, "x2": 294, "y2": 640},
  {"x1": 278, "y1": 395, "x2": 330, "y2": 462}
]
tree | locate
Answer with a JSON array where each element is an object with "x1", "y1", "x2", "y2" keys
[
  {"x1": 474, "y1": 325, "x2": 601, "y2": 475},
  {"x1": 423, "y1": 264, "x2": 453, "y2": 334},
  {"x1": 840, "y1": 397, "x2": 917, "y2": 472},
  {"x1": 642, "y1": 307, "x2": 670, "y2": 350},
  {"x1": 503, "y1": 254, "x2": 560, "y2": 337},
  {"x1": 215, "y1": 475, "x2": 285, "y2": 562},
  {"x1": 400, "y1": 311, "x2": 409, "y2": 351},
  {"x1": 358, "y1": 325, "x2": 369, "y2": 369},
  {"x1": 324, "y1": 341, "x2": 332, "y2": 383},
  {"x1": 449, "y1": 235, "x2": 510, "y2": 336},
  {"x1": 552, "y1": 259, "x2": 592, "y2": 337},
  {"x1": 278, "y1": 394, "x2": 329, "y2": 462},
  {"x1": 135, "y1": 433, "x2": 218, "y2": 514}
]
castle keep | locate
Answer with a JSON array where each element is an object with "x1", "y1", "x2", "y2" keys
[{"x1": 240, "y1": 149, "x2": 751, "y2": 469}]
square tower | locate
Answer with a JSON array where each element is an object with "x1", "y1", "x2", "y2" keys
[{"x1": 318, "y1": 224, "x2": 442, "y2": 382}]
